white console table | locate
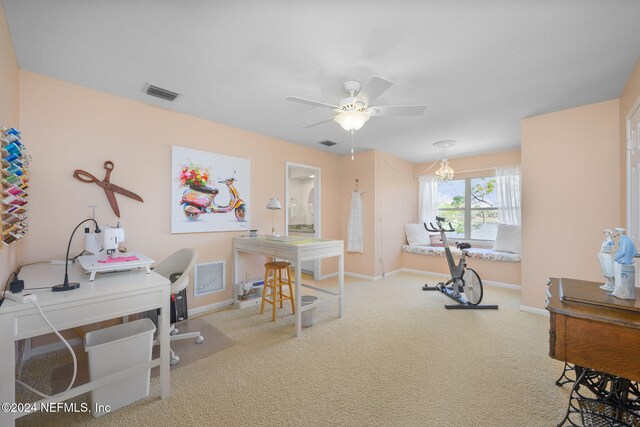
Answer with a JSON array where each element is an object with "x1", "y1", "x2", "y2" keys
[
  {"x1": 233, "y1": 236, "x2": 344, "y2": 336},
  {"x1": 0, "y1": 263, "x2": 171, "y2": 426}
]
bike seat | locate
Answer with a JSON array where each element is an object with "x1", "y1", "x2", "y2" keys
[
  {"x1": 456, "y1": 242, "x2": 472, "y2": 250},
  {"x1": 189, "y1": 185, "x2": 218, "y2": 194}
]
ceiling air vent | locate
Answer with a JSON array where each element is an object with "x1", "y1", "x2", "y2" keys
[
  {"x1": 319, "y1": 140, "x2": 337, "y2": 147},
  {"x1": 144, "y1": 84, "x2": 180, "y2": 101}
]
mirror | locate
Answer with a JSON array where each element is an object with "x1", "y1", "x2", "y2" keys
[{"x1": 285, "y1": 162, "x2": 321, "y2": 279}]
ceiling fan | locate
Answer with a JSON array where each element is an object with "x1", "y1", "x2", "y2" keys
[{"x1": 286, "y1": 75, "x2": 426, "y2": 132}]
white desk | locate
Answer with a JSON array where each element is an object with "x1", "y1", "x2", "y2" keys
[
  {"x1": 0, "y1": 263, "x2": 171, "y2": 426},
  {"x1": 233, "y1": 236, "x2": 344, "y2": 336}
]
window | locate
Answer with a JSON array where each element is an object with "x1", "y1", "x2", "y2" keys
[{"x1": 437, "y1": 177, "x2": 499, "y2": 241}]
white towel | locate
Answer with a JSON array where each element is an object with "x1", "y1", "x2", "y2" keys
[{"x1": 347, "y1": 191, "x2": 364, "y2": 253}]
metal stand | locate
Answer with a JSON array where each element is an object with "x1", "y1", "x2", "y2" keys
[
  {"x1": 556, "y1": 362, "x2": 576, "y2": 387},
  {"x1": 558, "y1": 366, "x2": 640, "y2": 426},
  {"x1": 422, "y1": 283, "x2": 498, "y2": 310}
]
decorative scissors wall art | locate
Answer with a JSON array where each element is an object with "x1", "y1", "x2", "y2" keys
[{"x1": 73, "y1": 161, "x2": 144, "y2": 217}]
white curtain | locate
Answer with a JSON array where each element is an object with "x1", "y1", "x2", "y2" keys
[
  {"x1": 347, "y1": 190, "x2": 364, "y2": 253},
  {"x1": 496, "y1": 166, "x2": 521, "y2": 225},
  {"x1": 418, "y1": 175, "x2": 439, "y2": 226}
]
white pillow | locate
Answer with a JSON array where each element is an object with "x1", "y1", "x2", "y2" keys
[
  {"x1": 493, "y1": 224, "x2": 521, "y2": 254},
  {"x1": 405, "y1": 223, "x2": 430, "y2": 246}
]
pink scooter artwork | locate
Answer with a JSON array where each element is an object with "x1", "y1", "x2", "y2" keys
[{"x1": 178, "y1": 164, "x2": 246, "y2": 222}]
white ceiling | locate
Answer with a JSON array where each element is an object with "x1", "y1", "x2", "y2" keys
[{"x1": 3, "y1": 1, "x2": 640, "y2": 162}]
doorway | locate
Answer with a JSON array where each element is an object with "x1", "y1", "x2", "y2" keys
[{"x1": 285, "y1": 162, "x2": 321, "y2": 279}]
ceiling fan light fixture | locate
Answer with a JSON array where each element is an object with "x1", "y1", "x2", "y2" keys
[{"x1": 334, "y1": 111, "x2": 370, "y2": 132}]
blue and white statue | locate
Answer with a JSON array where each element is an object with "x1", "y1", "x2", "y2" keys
[
  {"x1": 598, "y1": 229, "x2": 616, "y2": 291},
  {"x1": 612, "y1": 228, "x2": 637, "y2": 300}
]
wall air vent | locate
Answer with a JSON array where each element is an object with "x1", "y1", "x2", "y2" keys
[
  {"x1": 144, "y1": 84, "x2": 180, "y2": 101},
  {"x1": 319, "y1": 140, "x2": 337, "y2": 147}
]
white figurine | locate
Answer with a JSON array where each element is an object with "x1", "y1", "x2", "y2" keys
[
  {"x1": 612, "y1": 227, "x2": 637, "y2": 300},
  {"x1": 598, "y1": 229, "x2": 616, "y2": 291}
]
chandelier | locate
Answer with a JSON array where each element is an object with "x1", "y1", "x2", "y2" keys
[
  {"x1": 433, "y1": 140, "x2": 455, "y2": 183},
  {"x1": 435, "y1": 158, "x2": 455, "y2": 183}
]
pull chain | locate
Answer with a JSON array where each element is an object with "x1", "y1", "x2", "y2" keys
[{"x1": 350, "y1": 130, "x2": 355, "y2": 160}]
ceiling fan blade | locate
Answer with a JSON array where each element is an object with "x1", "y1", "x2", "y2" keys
[
  {"x1": 286, "y1": 96, "x2": 338, "y2": 109},
  {"x1": 370, "y1": 105, "x2": 427, "y2": 117},
  {"x1": 359, "y1": 75, "x2": 393, "y2": 104},
  {"x1": 302, "y1": 117, "x2": 338, "y2": 128}
]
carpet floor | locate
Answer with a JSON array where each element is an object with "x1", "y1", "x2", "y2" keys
[{"x1": 16, "y1": 272, "x2": 569, "y2": 426}]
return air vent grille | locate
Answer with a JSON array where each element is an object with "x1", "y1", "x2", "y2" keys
[
  {"x1": 144, "y1": 84, "x2": 180, "y2": 101},
  {"x1": 319, "y1": 140, "x2": 337, "y2": 147}
]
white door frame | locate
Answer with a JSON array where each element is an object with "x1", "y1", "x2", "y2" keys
[
  {"x1": 626, "y1": 95, "x2": 640, "y2": 287},
  {"x1": 626, "y1": 96, "x2": 640, "y2": 240},
  {"x1": 285, "y1": 162, "x2": 321, "y2": 280}
]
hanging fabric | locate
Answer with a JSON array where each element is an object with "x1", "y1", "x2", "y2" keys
[
  {"x1": 307, "y1": 187, "x2": 315, "y2": 216},
  {"x1": 418, "y1": 175, "x2": 438, "y2": 225},
  {"x1": 495, "y1": 166, "x2": 521, "y2": 225},
  {"x1": 347, "y1": 190, "x2": 364, "y2": 253}
]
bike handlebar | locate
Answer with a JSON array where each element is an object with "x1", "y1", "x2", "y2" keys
[
  {"x1": 424, "y1": 223, "x2": 438, "y2": 232},
  {"x1": 423, "y1": 219, "x2": 455, "y2": 233},
  {"x1": 217, "y1": 178, "x2": 236, "y2": 184}
]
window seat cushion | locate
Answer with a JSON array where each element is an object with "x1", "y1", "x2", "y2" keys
[{"x1": 401, "y1": 244, "x2": 521, "y2": 263}]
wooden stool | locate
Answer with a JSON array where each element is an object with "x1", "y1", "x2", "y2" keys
[{"x1": 260, "y1": 261, "x2": 296, "y2": 321}]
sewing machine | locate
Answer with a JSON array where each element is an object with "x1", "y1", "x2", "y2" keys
[{"x1": 79, "y1": 224, "x2": 154, "y2": 280}]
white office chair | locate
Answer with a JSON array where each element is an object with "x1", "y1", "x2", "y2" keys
[{"x1": 153, "y1": 248, "x2": 203, "y2": 366}]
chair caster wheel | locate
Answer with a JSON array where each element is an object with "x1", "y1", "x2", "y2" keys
[
  {"x1": 196, "y1": 336, "x2": 204, "y2": 344},
  {"x1": 170, "y1": 328, "x2": 179, "y2": 336},
  {"x1": 170, "y1": 356, "x2": 179, "y2": 366}
]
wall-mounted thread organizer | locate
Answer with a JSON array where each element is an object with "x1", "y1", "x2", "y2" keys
[{"x1": 1, "y1": 126, "x2": 29, "y2": 247}]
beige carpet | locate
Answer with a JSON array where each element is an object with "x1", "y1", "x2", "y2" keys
[{"x1": 16, "y1": 272, "x2": 570, "y2": 426}]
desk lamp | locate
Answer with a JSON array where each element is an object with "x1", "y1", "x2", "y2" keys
[
  {"x1": 53, "y1": 218, "x2": 101, "y2": 292},
  {"x1": 266, "y1": 197, "x2": 282, "y2": 236}
]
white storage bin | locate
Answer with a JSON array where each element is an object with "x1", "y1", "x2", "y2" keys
[
  {"x1": 84, "y1": 318, "x2": 156, "y2": 417},
  {"x1": 301, "y1": 295, "x2": 318, "y2": 328}
]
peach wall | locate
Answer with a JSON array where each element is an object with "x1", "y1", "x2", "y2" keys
[
  {"x1": 378, "y1": 151, "x2": 416, "y2": 275},
  {"x1": 521, "y1": 99, "x2": 620, "y2": 310},
  {"x1": 18, "y1": 70, "x2": 345, "y2": 310},
  {"x1": 0, "y1": 3, "x2": 20, "y2": 287},
  {"x1": 619, "y1": 58, "x2": 640, "y2": 225},
  {"x1": 340, "y1": 150, "x2": 378, "y2": 277}
]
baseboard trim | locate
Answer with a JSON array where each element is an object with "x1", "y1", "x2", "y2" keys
[
  {"x1": 380, "y1": 269, "x2": 403, "y2": 279},
  {"x1": 398, "y1": 268, "x2": 520, "y2": 290},
  {"x1": 189, "y1": 299, "x2": 234, "y2": 317},
  {"x1": 30, "y1": 337, "x2": 83, "y2": 358},
  {"x1": 318, "y1": 272, "x2": 338, "y2": 280},
  {"x1": 345, "y1": 272, "x2": 378, "y2": 281},
  {"x1": 519, "y1": 305, "x2": 550, "y2": 317},
  {"x1": 316, "y1": 271, "x2": 387, "y2": 281}
]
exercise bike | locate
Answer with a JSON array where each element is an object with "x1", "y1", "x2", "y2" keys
[{"x1": 421, "y1": 216, "x2": 498, "y2": 310}]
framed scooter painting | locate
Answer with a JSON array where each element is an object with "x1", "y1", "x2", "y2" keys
[{"x1": 171, "y1": 145, "x2": 250, "y2": 233}]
